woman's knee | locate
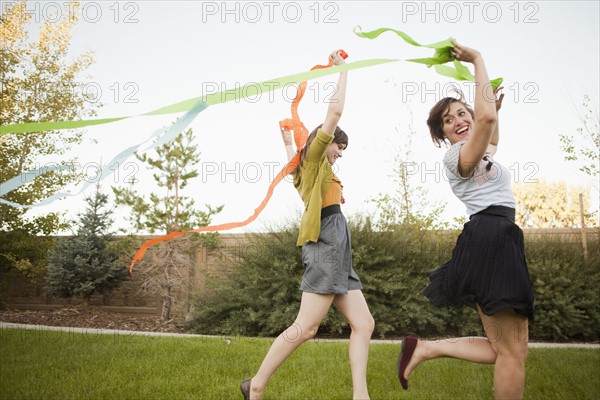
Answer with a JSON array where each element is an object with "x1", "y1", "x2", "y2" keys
[
  {"x1": 351, "y1": 314, "x2": 375, "y2": 336},
  {"x1": 302, "y1": 322, "x2": 322, "y2": 341},
  {"x1": 498, "y1": 337, "x2": 528, "y2": 362},
  {"x1": 282, "y1": 322, "x2": 320, "y2": 343},
  {"x1": 366, "y1": 314, "x2": 375, "y2": 334},
  {"x1": 488, "y1": 328, "x2": 528, "y2": 363}
]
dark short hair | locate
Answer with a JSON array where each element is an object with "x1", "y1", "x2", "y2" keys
[{"x1": 427, "y1": 90, "x2": 474, "y2": 147}]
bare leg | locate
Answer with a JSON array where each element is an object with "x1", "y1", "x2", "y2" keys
[
  {"x1": 403, "y1": 305, "x2": 499, "y2": 380},
  {"x1": 333, "y1": 290, "x2": 375, "y2": 400},
  {"x1": 403, "y1": 305, "x2": 528, "y2": 400},
  {"x1": 403, "y1": 336, "x2": 497, "y2": 380},
  {"x1": 479, "y1": 307, "x2": 529, "y2": 400},
  {"x1": 249, "y1": 292, "x2": 335, "y2": 399}
]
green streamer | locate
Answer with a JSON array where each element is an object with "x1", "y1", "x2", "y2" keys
[
  {"x1": 0, "y1": 59, "x2": 397, "y2": 136},
  {"x1": 1, "y1": 117, "x2": 127, "y2": 136},
  {"x1": 2, "y1": 26, "x2": 504, "y2": 137},
  {"x1": 353, "y1": 26, "x2": 503, "y2": 91}
]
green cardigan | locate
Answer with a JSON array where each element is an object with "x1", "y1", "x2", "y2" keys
[{"x1": 294, "y1": 129, "x2": 336, "y2": 246}]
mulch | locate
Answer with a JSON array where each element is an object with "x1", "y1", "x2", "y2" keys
[{"x1": 0, "y1": 306, "x2": 188, "y2": 334}]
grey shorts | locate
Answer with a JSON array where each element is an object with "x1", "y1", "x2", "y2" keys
[{"x1": 300, "y1": 213, "x2": 363, "y2": 294}]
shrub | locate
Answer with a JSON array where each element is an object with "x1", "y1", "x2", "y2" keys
[{"x1": 188, "y1": 220, "x2": 600, "y2": 341}]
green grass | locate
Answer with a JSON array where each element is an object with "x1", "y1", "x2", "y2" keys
[{"x1": 1, "y1": 329, "x2": 599, "y2": 399}]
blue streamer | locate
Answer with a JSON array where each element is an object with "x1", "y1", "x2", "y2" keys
[{"x1": 0, "y1": 100, "x2": 208, "y2": 208}]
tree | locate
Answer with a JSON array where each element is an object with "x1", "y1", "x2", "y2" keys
[
  {"x1": 0, "y1": 0, "x2": 98, "y2": 278},
  {"x1": 369, "y1": 105, "x2": 452, "y2": 231},
  {"x1": 559, "y1": 94, "x2": 600, "y2": 185},
  {"x1": 46, "y1": 185, "x2": 127, "y2": 302},
  {"x1": 513, "y1": 179, "x2": 597, "y2": 228},
  {"x1": 113, "y1": 128, "x2": 223, "y2": 321}
]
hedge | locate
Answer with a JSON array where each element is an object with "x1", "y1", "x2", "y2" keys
[{"x1": 187, "y1": 218, "x2": 599, "y2": 341}]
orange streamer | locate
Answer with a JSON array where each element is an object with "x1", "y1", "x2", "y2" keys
[
  {"x1": 279, "y1": 49, "x2": 348, "y2": 149},
  {"x1": 130, "y1": 50, "x2": 347, "y2": 274}
]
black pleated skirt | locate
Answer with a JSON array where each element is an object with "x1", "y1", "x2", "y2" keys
[{"x1": 423, "y1": 206, "x2": 535, "y2": 320}]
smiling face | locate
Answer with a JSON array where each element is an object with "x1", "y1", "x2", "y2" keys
[
  {"x1": 442, "y1": 101, "x2": 475, "y2": 145},
  {"x1": 326, "y1": 141, "x2": 346, "y2": 165}
]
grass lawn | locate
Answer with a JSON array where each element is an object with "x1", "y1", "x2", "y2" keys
[{"x1": 1, "y1": 328, "x2": 598, "y2": 399}]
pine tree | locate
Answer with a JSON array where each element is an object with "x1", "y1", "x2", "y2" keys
[
  {"x1": 113, "y1": 128, "x2": 223, "y2": 321},
  {"x1": 46, "y1": 185, "x2": 126, "y2": 303}
]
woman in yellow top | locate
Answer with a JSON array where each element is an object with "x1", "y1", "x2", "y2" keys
[{"x1": 241, "y1": 51, "x2": 374, "y2": 400}]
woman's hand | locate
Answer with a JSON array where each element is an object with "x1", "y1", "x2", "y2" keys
[
  {"x1": 280, "y1": 126, "x2": 295, "y2": 161},
  {"x1": 451, "y1": 40, "x2": 482, "y2": 64},
  {"x1": 280, "y1": 127, "x2": 293, "y2": 146},
  {"x1": 330, "y1": 50, "x2": 346, "y2": 66},
  {"x1": 494, "y1": 86, "x2": 505, "y2": 112}
]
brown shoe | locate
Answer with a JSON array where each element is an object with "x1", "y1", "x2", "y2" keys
[{"x1": 240, "y1": 378, "x2": 251, "y2": 400}]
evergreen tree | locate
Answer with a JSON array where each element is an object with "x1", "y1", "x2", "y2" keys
[
  {"x1": 46, "y1": 185, "x2": 126, "y2": 302},
  {"x1": 113, "y1": 128, "x2": 223, "y2": 321}
]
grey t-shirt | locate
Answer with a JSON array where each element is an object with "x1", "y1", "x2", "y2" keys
[{"x1": 443, "y1": 141, "x2": 516, "y2": 216}]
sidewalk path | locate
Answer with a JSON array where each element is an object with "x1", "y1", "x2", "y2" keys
[{"x1": 2, "y1": 322, "x2": 599, "y2": 348}]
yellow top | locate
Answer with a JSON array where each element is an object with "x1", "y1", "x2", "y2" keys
[{"x1": 293, "y1": 129, "x2": 336, "y2": 246}]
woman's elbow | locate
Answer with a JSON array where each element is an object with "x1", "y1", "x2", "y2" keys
[
  {"x1": 476, "y1": 113, "x2": 497, "y2": 128},
  {"x1": 475, "y1": 114, "x2": 498, "y2": 131},
  {"x1": 329, "y1": 109, "x2": 343, "y2": 120}
]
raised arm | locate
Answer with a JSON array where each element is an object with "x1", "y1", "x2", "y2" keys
[
  {"x1": 453, "y1": 41, "x2": 498, "y2": 177},
  {"x1": 320, "y1": 50, "x2": 347, "y2": 137}
]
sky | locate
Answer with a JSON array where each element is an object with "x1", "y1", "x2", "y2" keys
[{"x1": 9, "y1": 0, "x2": 600, "y2": 234}]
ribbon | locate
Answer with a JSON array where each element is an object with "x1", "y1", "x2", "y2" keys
[
  {"x1": 0, "y1": 100, "x2": 208, "y2": 208},
  {"x1": 353, "y1": 26, "x2": 503, "y2": 91},
  {"x1": 0, "y1": 59, "x2": 396, "y2": 137},
  {"x1": 0, "y1": 165, "x2": 70, "y2": 198}
]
